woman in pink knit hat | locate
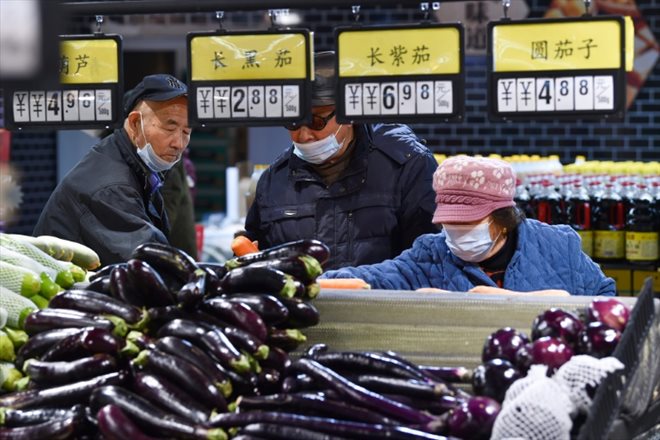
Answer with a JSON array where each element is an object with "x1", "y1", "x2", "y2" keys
[{"x1": 323, "y1": 156, "x2": 616, "y2": 297}]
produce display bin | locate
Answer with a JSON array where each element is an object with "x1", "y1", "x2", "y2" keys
[{"x1": 299, "y1": 282, "x2": 659, "y2": 440}]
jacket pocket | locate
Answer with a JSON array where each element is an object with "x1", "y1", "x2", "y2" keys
[{"x1": 260, "y1": 204, "x2": 316, "y2": 245}]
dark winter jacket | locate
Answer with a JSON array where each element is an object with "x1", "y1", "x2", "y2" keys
[
  {"x1": 244, "y1": 124, "x2": 439, "y2": 270},
  {"x1": 33, "y1": 128, "x2": 170, "y2": 265},
  {"x1": 323, "y1": 219, "x2": 616, "y2": 296}
]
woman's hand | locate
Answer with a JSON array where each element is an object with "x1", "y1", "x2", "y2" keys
[{"x1": 468, "y1": 285, "x2": 570, "y2": 296}]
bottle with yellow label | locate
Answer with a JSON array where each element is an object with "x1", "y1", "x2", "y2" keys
[
  {"x1": 625, "y1": 183, "x2": 659, "y2": 264},
  {"x1": 567, "y1": 181, "x2": 593, "y2": 256},
  {"x1": 593, "y1": 183, "x2": 626, "y2": 261}
]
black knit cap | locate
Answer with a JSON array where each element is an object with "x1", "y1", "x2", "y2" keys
[
  {"x1": 312, "y1": 51, "x2": 336, "y2": 107},
  {"x1": 123, "y1": 74, "x2": 187, "y2": 115}
]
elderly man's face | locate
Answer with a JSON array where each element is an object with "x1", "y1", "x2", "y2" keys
[
  {"x1": 287, "y1": 105, "x2": 341, "y2": 144},
  {"x1": 134, "y1": 96, "x2": 191, "y2": 163}
]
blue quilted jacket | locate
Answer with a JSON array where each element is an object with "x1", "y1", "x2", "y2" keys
[{"x1": 323, "y1": 219, "x2": 616, "y2": 296}]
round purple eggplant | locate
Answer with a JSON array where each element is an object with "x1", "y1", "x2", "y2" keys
[
  {"x1": 472, "y1": 359, "x2": 522, "y2": 402},
  {"x1": 587, "y1": 298, "x2": 630, "y2": 332},
  {"x1": 447, "y1": 396, "x2": 501, "y2": 440},
  {"x1": 531, "y1": 308, "x2": 584, "y2": 347},
  {"x1": 576, "y1": 321, "x2": 621, "y2": 358},
  {"x1": 482, "y1": 327, "x2": 530, "y2": 364},
  {"x1": 530, "y1": 336, "x2": 573, "y2": 372}
]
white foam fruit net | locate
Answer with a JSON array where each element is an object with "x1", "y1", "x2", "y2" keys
[{"x1": 491, "y1": 355, "x2": 624, "y2": 440}]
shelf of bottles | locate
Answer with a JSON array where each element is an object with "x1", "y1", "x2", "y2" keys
[{"x1": 510, "y1": 156, "x2": 660, "y2": 296}]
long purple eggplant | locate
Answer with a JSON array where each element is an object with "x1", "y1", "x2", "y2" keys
[
  {"x1": 90, "y1": 386, "x2": 226, "y2": 440},
  {"x1": 0, "y1": 371, "x2": 126, "y2": 410},
  {"x1": 133, "y1": 348, "x2": 227, "y2": 412},
  {"x1": 308, "y1": 351, "x2": 428, "y2": 382},
  {"x1": 202, "y1": 298, "x2": 268, "y2": 342},
  {"x1": 224, "y1": 294, "x2": 289, "y2": 326},
  {"x1": 198, "y1": 263, "x2": 227, "y2": 284},
  {"x1": 225, "y1": 239, "x2": 330, "y2": 269},
  {"x1": 219, "y1": 266, "x2": 297, "y2": 298},
  {"x1": 156, "y1": 319, "x2": 250, "y2": 374},
  {"x1": 208, "y1": 411, "x2": 449, "y2": 439},
  {"x1": 353, "y1": 375, "x2": 452, "y2": 400},
  {"x1": 90, "y1": 263, "x2": 126, "y2": 281},
  {"x1": 86, "y1": 275, "x2": 111, "y2": 294},
  {"x1": 278, "y1": 297, "x2": 320, "y2": 328},
  {"x1": 132, "y1": 372, "x2": 210, "y2": 423},
  {"x1": 126, "y1": 259, "x2": 174, "y2": 307},
  {"x1": 259, "y1": 345, "x2": 291, "y2": 372},
  {"x1": 292, "y1": 358, "x2": 435, "y2": 425},
  {"x1": 40, "y1": 328, "x2": 122, "y2": 362},
  {"x1": 177, "y1": 269, "x2": 207, "y2": 308},
  {"x1": 131, "y1": 242, "x2": 199, "y2": 283},
  {"x1": 154, "y1": 336, "x2": 232, "y2": 397},
  {"x1": 241, "y1": 255, "x2": 323, "y2": 284},
  {"x1": 240, "y1": 422, "x2": 350, "y2": 440},
  {"x1": 0, "y1": 405, "x2": 83, "y2": 427},
  {"x1": 109, "y1": 265, "x2": 142, "y2": 305},
  {"x1": 146, "y1": 305, "x2": 227, "y2": 334},
  {"x1": 237, "y1": 392, "x2": 395, "y2": 425},
  {"x1": 418, "y1": 366, "x2": 473, "y2": 384},
  {"x1": 23, "y1": 308, "x2": 127, "y2": 338},
  {"x1": 267, "y1": 328, "x2": 308, "y2": 352},
  {"x1": 49, "y1": 289, "x2": 143, "y2": 324},
  {"x1": 0, "y1": 411, "x2": 83, "y2": 439},
  {"x1": 14, "y1": 327, "x2": 82, "y2": 369},
  {"x1": 24, "y1": 354, "x2": 117, "y2": 386},
  {"x1": 222, "y1": 326, "x2": 269, "y2": 360},
  {"x1": 97, "y1": 404, "x2": 158, "y2": 440}
]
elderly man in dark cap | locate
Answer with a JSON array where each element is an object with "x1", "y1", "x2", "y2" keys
[
  {"x1": 34, "y1": 74, "x2": 191, "y2": 265},
  {"x1": 244, "y1": 52, "x2": 439, "y2": 269}
]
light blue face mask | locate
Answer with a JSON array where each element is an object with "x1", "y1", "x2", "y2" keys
[
  {"x1": 292, "y1": 126, "x2": 344, "y2": 164},
  {"x1": 442, "y1": 221, "x2": 501, "y2": 263},
  {"x1": 136, "y1": 113, "x2": 180, "y2": 173}
]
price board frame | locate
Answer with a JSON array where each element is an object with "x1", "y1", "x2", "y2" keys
[
  {"x1": 5, "y1": 34, "x2": 124, "y2": 131},
  {"x1": 487, "y1": 16, "x2": 628, "y2": 122},
  {"x1": 186, "y1": 29, "x2": 313, "y2": 128},
  {"x1": 335, "y1": 23, "x2": 465, "y2": 125}
]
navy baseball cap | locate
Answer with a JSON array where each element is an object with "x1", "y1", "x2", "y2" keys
[
  {"x1": 312, "y1": 51, "x2": 336, "y2": 107},
  {"x1": 123, "y1": 74, "x2": 187, "y2": 115}
]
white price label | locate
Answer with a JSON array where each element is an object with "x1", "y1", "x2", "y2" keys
[
  {"x1": 594, "y1": 76, "x2": 614, "y2": 110},
  {"x1": 282, "y1": 85, "x2": 300, "y2": 117},
  {"x1": 46, "y1": 91, "x2": 62, "y2": 122},
  {"x1": 398, "y1": 82, "x2": 415, "y2": 115},
  {"x1": 416, "y1": 81, "x2": 434, "y2": 114},
  {"x1": 555, "y1": 77, "x2": 574, "y2": 111},
  {"x1": 536, "y1": 78, "x2": 555, "y2": 112},
  {"x1": 575, "y1": 76, "x2": 594, "y2": 110},
  {"x1": 362, "y1": 83, "x2": 381, "y2": 116},
  {"x1": 63, "y1": 90, "x2": 79, "y2": 121},
  {"x1": 12, "y1": 91, "x2": 30, "y2": 122},
  {"x1": 265, "y1": 86, "x2": 282, "y2": 118},
  {"x1": 96, "y1": 89, "x2": 112, "y2": 121},
  {"x1": 230, "y1": 87, "x2": 248, "y2": 117},
  {"x1": 516, "y1": 78, "x2": 535, "y2": 112},
  {"x1": 213, "y1": 87, "x2": 231, "y2": 118},
  {"x1": 247, "y1": 86, "x2": 265, "y2": 118},
  {"x1": 434, "y1": 81, "x2": 453, "y2": 114},
  {"x1": 196, "y1": 87, "x2": 214, "y2": 119},
  {"x1": 78, "y1": 90, "x2": 95, "y2": 121},
  {"x1": 29, "y1": 91, "x2": 46, "y2": 122},
  {"x1": 344, "y1": 83, "x2": 363, "y2": 116}
]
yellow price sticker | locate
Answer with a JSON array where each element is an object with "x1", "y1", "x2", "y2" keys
[
  {"x1": 338, "y1": 27, "x2": 461, "y2": 77},
  {"x1": 60, "y1": 39, "x2": 119, "y2": 84},
  {"x1": 190, "y1": 33, "x2": 308, "y2": 81},
  {"x1": 492, "y1": 19, "x2": 625, "y2": 72}
]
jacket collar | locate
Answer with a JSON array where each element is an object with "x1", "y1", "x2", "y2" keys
[{"x1": 115, "y1": 128, "x2": 166, "y2": 195}]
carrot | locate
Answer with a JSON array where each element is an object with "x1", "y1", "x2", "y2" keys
[
  {"x1": 231, "y1": 236, "x2": 259, "y2": 257},
  {"x1": 318, "y1": 278, "x2": 371, "y2": 290}
]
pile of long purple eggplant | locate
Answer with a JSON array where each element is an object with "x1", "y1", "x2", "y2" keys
[
  {"x1": 0, "y1": 239, "x2": 329, "y2": 439},
  {"x1": 209, "y1": 344, "x2": 500, "y2": 440}
]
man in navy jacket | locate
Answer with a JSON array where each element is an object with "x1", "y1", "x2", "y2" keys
[{"x1": 244, "y1": 52, "x2": 439, "y2": 269}]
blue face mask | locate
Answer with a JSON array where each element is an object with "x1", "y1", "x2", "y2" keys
[
  {"x1": 442, "y1": 221, "x2": 500, "y2": 263},
  {"x1": 292, "y1": 126, "x2": 344, "y2": 164},
  {"x1": 136, "y1": 113, "x2": 180, "y2": 173}
]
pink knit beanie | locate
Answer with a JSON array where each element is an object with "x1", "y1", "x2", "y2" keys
[{"x1": 432, "y1": 156, "x2": 516, "y2": 223}]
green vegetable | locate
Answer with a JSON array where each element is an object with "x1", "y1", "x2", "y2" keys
[
  {"x1": 0, "y1": 286, "x2": 37, "y2": 328},
  {"x1": 39, "y1": 273, "x2": 62, "y2": 300},
  {"x1": 0, "y1": 246, "x2": 58, "y2": 280},
  {"x1": 28, "y1": 295, "x2": 49, "y2": 310},
  {"x1": 0, "y1": 261, "x2": 41, "y2": 297},
  {"x1": 3, "y1": 327, "x2": 28, "y2": 349},
  {"x1": 0, "y1": 330, "x2": 15, "y2": 362},
  {"x1": 0, "y1": 362, "x2": 22, "y2": 392}
]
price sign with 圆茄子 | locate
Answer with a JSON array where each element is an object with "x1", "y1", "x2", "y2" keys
[
  {"x1": 335, "y1": 24, "x2": 465, "y2": 124},
  {"x1": 6, "y1": 35, "x2": 123, "y2": 131},
  {"x1": 488, "y1": 16, "x2": 633, "y2": 121},
  {"x1": 187, "y1": 30, "x2": 313, "y2": 128}
]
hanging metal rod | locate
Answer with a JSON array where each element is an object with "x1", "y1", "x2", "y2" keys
[{"x1": 60, "y1": 0, "x2": 457, "y2": 15}]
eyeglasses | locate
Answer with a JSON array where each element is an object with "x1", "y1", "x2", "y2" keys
[{"x1": 285, "y1": 111, "x2": 336, "y2": 131}]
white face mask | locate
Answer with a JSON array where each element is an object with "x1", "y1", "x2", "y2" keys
[
  {"x1": 292, "y1": 126, "x2": 344, "y2": 164},
  {"x1": 443, "y1": 221, "x2": 500, "y2": 263},
  {"x1": 136, "y1": 113, "x2": 180, "y2": 173}
]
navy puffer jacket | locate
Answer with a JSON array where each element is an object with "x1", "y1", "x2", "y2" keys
[
  {"x1": 244, "y1": 124, "x2": 439, "y2": 270},
  {"x1": 323, "y1": 219, "x2": 616, "y2": 296}
]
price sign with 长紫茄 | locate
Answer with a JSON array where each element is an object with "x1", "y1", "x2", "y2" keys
[
  {"x1": 488, "y1": 16, "x2": 633, "y2": 121},
  {"x1": 336, "y1": 24, "x2": 465, "y2": 124}
]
